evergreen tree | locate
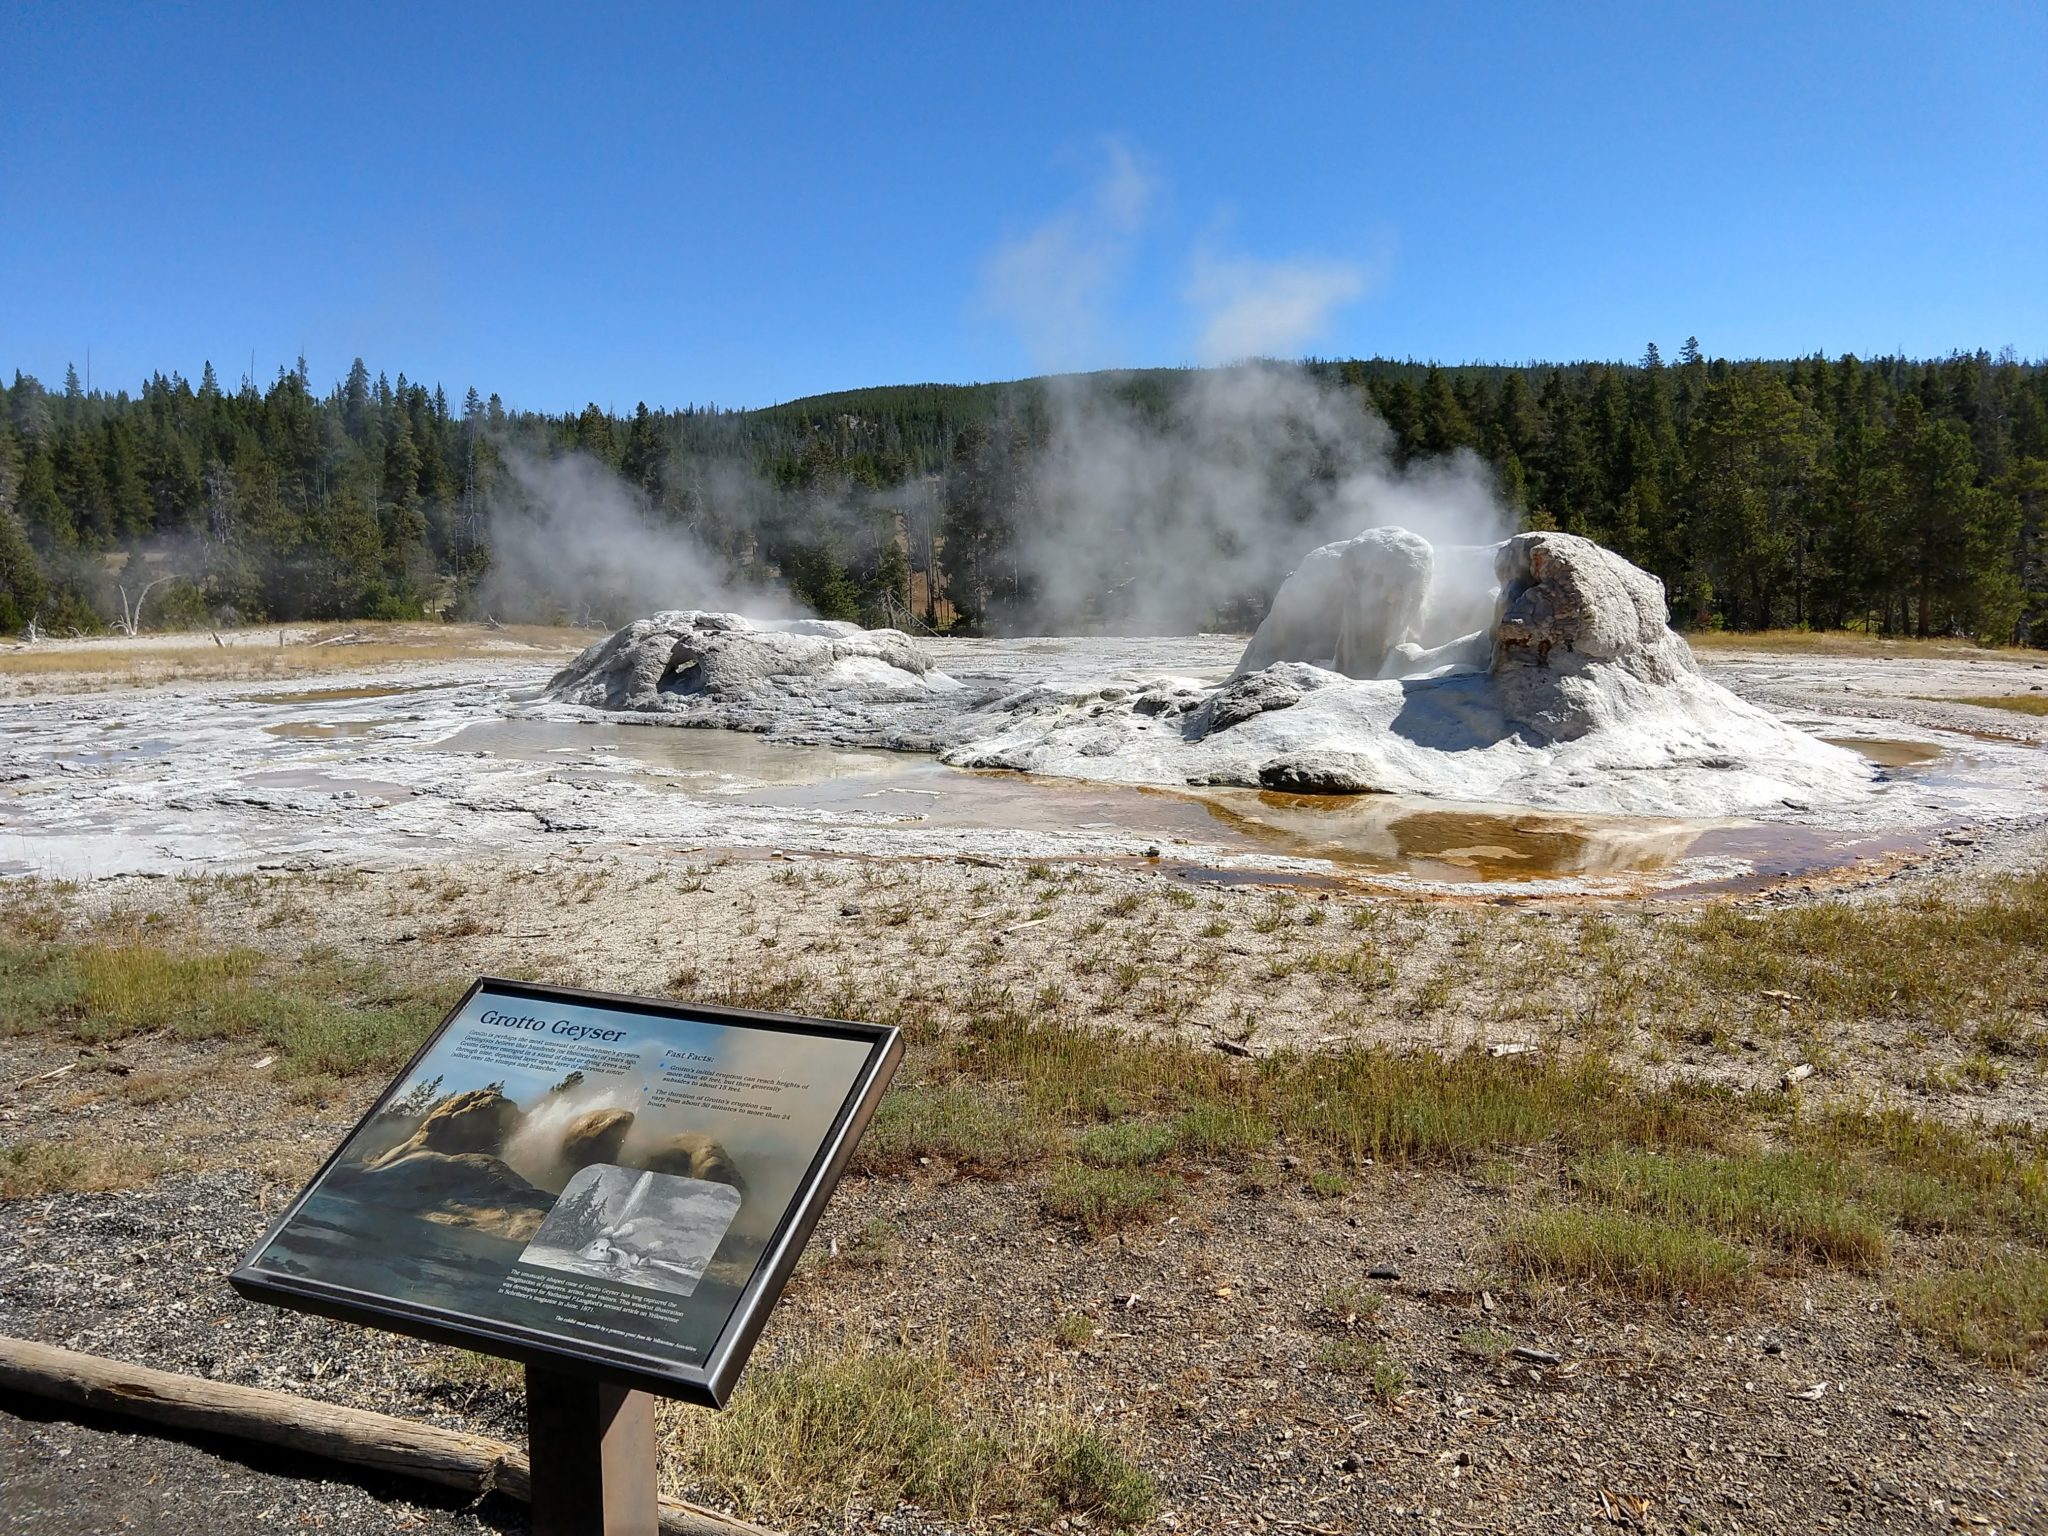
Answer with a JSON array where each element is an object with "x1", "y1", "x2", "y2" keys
[
  {"x1": 343, "y1": 359, "x2": 374, "y2": 443},
  {"x1": 1415, "y1": 366, "x2": 1475, "y2": 455},
  {"x1": 0, "y1": 509, "x2": 46, "y2": 630},
  {"x1": 573, "y1": 403, "x2": 617, "y2": 464},
  {"x1": 0, "y1": 349, "x2": 2039, "y2": 645}
]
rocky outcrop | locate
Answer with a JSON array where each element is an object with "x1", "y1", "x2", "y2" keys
[
  {"x1": 641, "y1": 1132, "x2": 746, "y2": 1194},
  {"x1": 339, "y1": 1150, "x2": 555, "y2": 1243},
  {"x1": 547, "y1": 612, "x2": 951, "y2": 716},
  {"x1": 541, "y1": 532, "x2": 1878, "y2": 820},
  {"x1": 559, "y1": 1107, "x2": 635, "y2": 1171},
  {"x1": 1235, "y1": 528, "x2": 1435, "y2": 680},
  {"x1": 369, "y1": 1088, "x2": 518, "y2": 1169},
  {"x1": 1491, "y1": 533, "x2": 1690, "y2": 679},
  {"x1": 1487, "y1": 532, "x2": 1701, "y2": 743},
  {"x1": 1187, "y1": 664, "x2": 1338, "y2": 737},
  {"x1": 939, "y1": 526, "x2": 1877, "y2": 814},
  {"x1": 1254, "y1": 752, "x2": 1389, "y2": 795},
  {"x1": 541, "y1": 611, "x2": 987, "y2": 748}
]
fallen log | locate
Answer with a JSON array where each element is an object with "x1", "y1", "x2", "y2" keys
[{"x1": 0, "y1": 1335, "x2": 774, "y2": 1536}]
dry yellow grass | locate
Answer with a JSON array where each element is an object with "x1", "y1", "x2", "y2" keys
[
  {"x1": 1954, "y1": 694, "x2": 2048, "y2": 718},
  {"x1": 0, "y1": 622, "x2": 590, "y2": 690},
  {"x1": 1682, "y1": 628, "x2": 2018, "y2": 659}
]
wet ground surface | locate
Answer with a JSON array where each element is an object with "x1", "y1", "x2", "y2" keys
[{"x1": 1, "y1": 639, "x2": 2044, "y2": 894}]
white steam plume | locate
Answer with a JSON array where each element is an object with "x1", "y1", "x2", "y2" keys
[
  {"x1": 972, "y1": 146, "x2": 1506, "y2": 635},
  {"x1": 981, "y1": 139, "x2": 1157, "y2": 371},
  {"x1": 1184, "y1": 251, "x2": 1370, "y2": 364},
  {"x1": 477, "y1": 448, "x2": 805, "y2": 625},
  {"x1": 1013, "y1": 364, "x2": 1510, "y2": 634},
  {"x1": 502, "y1": 1078, "x2": 639, "y2": 1193}
]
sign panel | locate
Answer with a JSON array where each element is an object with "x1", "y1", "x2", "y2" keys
[{"x1": 231, "y1": 978, "x2": 899, "y2": 1406}]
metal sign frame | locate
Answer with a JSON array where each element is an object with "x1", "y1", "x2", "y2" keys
[{"x1": 231, "y1": 976, "x2": 901, "y2": 1408}]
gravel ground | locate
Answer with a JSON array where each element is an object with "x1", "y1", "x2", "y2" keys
[
  {"x1": 0, "y1": 1169, "x2": 536, "y2": 1534},
  {"x1": 0, "y1": 1406, "x2": 528, "y2": 1535},
  {"x1": 2, "y1": 1163, "x2": 2044, "y2": 1535}
]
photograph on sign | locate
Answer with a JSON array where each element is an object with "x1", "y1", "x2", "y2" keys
[
  {"x1": 518, "y1": 1163, "x2": 742, "y2": 1297},
  {"x1": 233, "y1": 979, "x2": 896, "y2": 1397}
]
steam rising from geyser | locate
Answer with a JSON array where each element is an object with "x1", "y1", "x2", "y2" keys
[
  {"x1": 1010, "y1": 363, "x2": 1511, "y2": 634},
  {"x1": 477, "y1": 448, "x2": 802, "y2": 626}
]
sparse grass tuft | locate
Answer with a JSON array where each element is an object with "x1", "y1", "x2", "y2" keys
[
  {"x1": 1683, "y1": 628, "x2": 2010, "y2": 659},
  {"x1": 947, "y1": 1004, "x2": 1729, "y2": 1173},
  {"x1": 0, "y1": 623, "x2": 586, "y2": 691},
  {"x1": 1168, "y1": 1102, "x2": 1273, "y2": 1160},
  {"x1": 1953, "y1": 694, "x2": 2048, "y2": 717},
  {"x1": 1073, "y1": 1120, "x2": 1178, "y2": 1168},
  {"x1": 852, "y1": 1084, "x2": 1051, "y2": 1177},
  {"x1": 1501, "y1": 1208, "x2": 1752, "y2": 1299},
  {"x1": 116, "y1": 1070, "x2": 192, "y2": 1107},
  {"x1": 1041, "y1": 1163, "x2": 1178, "y2": 1235},
  {"x1": 1314, "y1": 1284, "x2": 1384, "y2": 1327},
  {"x1": 1314, "y1": 1338, "x2": 1404, "y2": 1400},
  {"x1": 1570, "y1": 1148, "x2": 1888, "y2": 1268},
  {"x1": 1660, "y1": 870, "x2": 2048, "y2": 1042},
  {"x1": 1032, "y1": 1419, "x2": 1159, "y2": 1526},
  {"x1": 0, "y1": 1138, "x2": 170, "y2": 1198},
  {"x1": 0, "y1": 928, "x2": 450, "y2": 1081},
  {"x1": 285, "y1": 1073, "x2": 345, "y2": 1107},
  {"x1": 423, "y1": 1349, "x2": 525, "y2": 1394},
  {"x1": 839, "y1": 1218, "x2": 903, "y2": 1269},
  {"x1": 1894, "y1": 1255, "x2": 2048, "y2": 1369},
  {"x1": 1806, "y1": 1108, "x2": 2047, "y2": 1244},
  {"x1": 1051, "y1": 1311, "x2": 1095, "y2": 1349},
  {"x1": 672, "y1": 1338, "x2": 1155, "y2": 1526},
  {"x1": 1458, "y1": 1327, "x2": 1518, "y2": 1362}
]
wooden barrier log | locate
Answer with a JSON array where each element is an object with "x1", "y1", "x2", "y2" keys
[{"x1": 0, "y1": 1335, "x2": 775, "y2": 1536}]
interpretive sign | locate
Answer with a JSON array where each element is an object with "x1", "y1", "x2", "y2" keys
[{"x1": 232, "y1": 977, "x2": 900, "y2": 1407}]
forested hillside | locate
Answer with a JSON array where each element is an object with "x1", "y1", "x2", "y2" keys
[{"x1": 2, "y1": 345, "x2": 2043, "y2": 645}]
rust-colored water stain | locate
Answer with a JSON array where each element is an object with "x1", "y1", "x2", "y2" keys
[
  {"x1": 1183, "y1": 790, "x2": 1712, "y2": 882},
  {"x1": 451, "y1": 719, "x2": 1957, "y2": 893}
]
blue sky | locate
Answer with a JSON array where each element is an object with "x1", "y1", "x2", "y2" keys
[{"x1": 4, "y1": 3, "x2": 2042, "y2": 411}]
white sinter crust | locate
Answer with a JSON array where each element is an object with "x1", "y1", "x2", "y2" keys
[{"x1": 541, "y1": 532, "x2": 1878, "y2": 818}]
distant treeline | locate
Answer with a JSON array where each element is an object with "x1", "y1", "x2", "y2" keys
[{"x1": 2, "y1": 344, "x2": 2043, "y2": 644}]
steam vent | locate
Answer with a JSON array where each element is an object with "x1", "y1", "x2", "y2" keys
[{"x1": 545, "y1": 528, "x2": 1875, "y2": 819}]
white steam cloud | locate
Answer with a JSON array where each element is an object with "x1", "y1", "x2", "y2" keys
[
  {"x1": 1011, "y1": 363, "x2": 1509, "y2": 634},
  {"x1": 481, "y1": 144, "x2": 1498, "y2": 642},
  {"x1": 981, "y1": 138, "x2": 1157, "y2": 371},
  {"x1": 1184, "y1": 252, "x2": 1370, "y2": 364},
  {"x1": 477, "y1": 448, "x2": 803, "y2": 625},
  {"x1": 502, "y1": 1078, "x2": 637, "y2": 1192},
  {"x1": 974, "y1": 145, "x2": 1507, "y2": 635}
]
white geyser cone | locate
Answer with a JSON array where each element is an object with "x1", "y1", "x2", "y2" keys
[{"x1": 545, "y1": 532, "x2": 1876, "y2": 819}]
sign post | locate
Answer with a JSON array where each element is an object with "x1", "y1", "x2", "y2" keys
[
  {"x1": 231, "y1": 977, "x2": 900, "y2": 1532},
  {"x1": 525, "y1": 1366, "x2": 659, "y2": 1536}
]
